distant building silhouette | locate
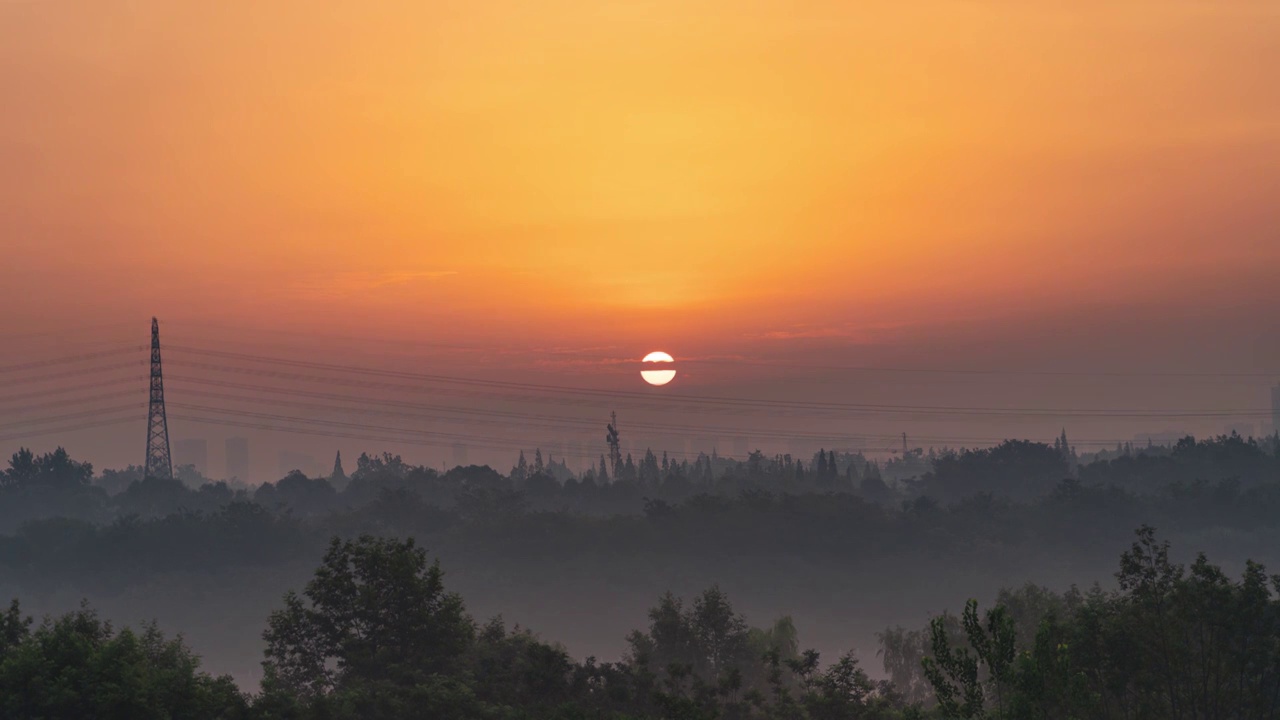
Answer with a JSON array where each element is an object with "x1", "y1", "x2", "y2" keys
[
  {"x1": 451, "y1": 443, "x2": 468, "y2": 467},
  {"x1": 1272, "y1": 383, "x2": 1280, "y2": 434},
  {"x1": 225, "y1": 437, "x2": 249, "y2": 483},
  {"x1": 329, "y1": 450, "x2": 348, "y2": 490},
  {"x1": 174, "y1": 438, "x2": 208, "y2": 476}
]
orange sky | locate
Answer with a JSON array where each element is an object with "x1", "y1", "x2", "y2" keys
[
  {"x1": 2, "y1": 2, "x2": 1280, "y2": 472},
  {"x1": 4, "y1": 0, "x2": 1277, "y2": 342}
]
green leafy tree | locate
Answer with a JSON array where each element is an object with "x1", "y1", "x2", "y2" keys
[
  {"x1": 922, "y1": 599, "x2": 1016, "y2": 719},
  {"x1": 879, "y1": 623, "x2": 944, "y2": 707},
  {"x1": 468, "y1": 616, "x2": 576, "y2": 712},
  {"x1": 692, "y1": 585, "x2": 752, "y2": 677},
  {"x1": 262, "y1": 535, "x2": 474, "y2": 717},
  {"x1": 914, "y1": 526, "x2": 1280, "y2": 720},
  {"x1": 0, "y1": 600, "x2": 245, "y2": 719}
]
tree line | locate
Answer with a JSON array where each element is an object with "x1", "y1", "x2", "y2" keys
[
  {"x1": 3, "y1": 526, "x2": 1278, "y2": 719},
  {"x1": 3, "y1": 438, "x2": 1280, "y2": 597},
  {"x1": 2, "y1": 433, "x2": 1278, "y2": 533}
]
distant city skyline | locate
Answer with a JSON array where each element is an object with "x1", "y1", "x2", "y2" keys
[{"x1": 1272, "y1": 383, "x2": 1280, "y2": 435}]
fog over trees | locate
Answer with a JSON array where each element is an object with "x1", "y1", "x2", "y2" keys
[{"x1": 1, "y1": 433, "x2": 1279, "y2": 717}]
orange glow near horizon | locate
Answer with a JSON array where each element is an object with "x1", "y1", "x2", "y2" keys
[{"x1": 2, "y1": 1, "x2": 1278, "y2": 349}]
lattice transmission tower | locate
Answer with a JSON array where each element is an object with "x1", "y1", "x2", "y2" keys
[
  {"x1": 144, "y1": 317, "x2": 173, "y2": 480},
  {"x1": 605, "y1": 411, "x2": 621, "y2": 478}
]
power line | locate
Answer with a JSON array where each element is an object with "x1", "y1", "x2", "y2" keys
[
  {"x1": 0, "y1": 403, "x2": 147, "y2": 431},
  {"x1": 168, "y1": 402, "x2": 572, "y2": 450},
  {"x1": 0, "y1": 415, "x2": 139, "y2": 444},
  {"x1": 0, "y1": 375, "x2": 145, "y2": 405},
  {"x1": 4, "y1": 330, "x2": 1275, "y2": 383},
  {"x1": 161, "y1": 347, "x2": 1272, "y2": 418},
  {"x1": 167, "y1": 410, "x2": 1131, "y2": 463},
  {"x1": 0, "y1": 390, "x2": 140, "y2": 414},
  {"x1": 681, "y1": 357, "x2": 1280, "y2": 379},
  {"x1": 167, "y1": 412, "x2": 702, "y2": 461},
  {"x1": 0, "y1": 362, "x2": 147, "y2": 385},
  {"x1": 166, "y1": 376, "x2": 795, "y2": 438},
  {"x1": 163, "y1": 321, "x2": 1280, "y2": 380},
  {"x1": 0, "y1": 346, "x2": 144, "y2": 374},
  {"x1": 162, "y1": 380, "x2": 1146, "y2": 447},
  {"x1": 169, "y1": 362, "x2": 1267, "y2": 422},
  {"x1": 0, "y1": 329, "x2": 1268, "y2": 462}
]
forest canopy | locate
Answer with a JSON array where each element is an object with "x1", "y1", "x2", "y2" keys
[{"x1": 1, "y1": 435, "x2": 1278, "y2": 718}]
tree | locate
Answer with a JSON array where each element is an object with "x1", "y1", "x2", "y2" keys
[
  {"x1": 512, "y1": 450, "x2": 529, "y2": 484},
  {"x1": 97, "y1": 464, "x2": 144, "y2": 495},
  {"x1": 113, "y1": 475, "x2": 198, "y2": 518},
  {"x1": 799, "y1": 650, "x2": 897, "y2": 720},
  {"x1": 470, "y1": 616, "x2": 575, "y2": 711},
  {"x1": 913, "y1": 526, "x2": 1280, "y2": 719},
  {"x1": 255, "y1": 471, "x2": 337, "y2": 516},
  {"x1": 921, "y1": 599, "x2": 1016, "y2": 719},
  {"x1": 878, "y1": 625, "x2": 935, "y2": 706},
  {"x1": 691, "y1": 585, "x2": 751, "y2": 676},
  {"x1": 640, "y1": 449, "x2": 661, "y2": 487},
  {"x1": 175, "y1": 463, "x2": 214, "y2": 488},
  {"x1": 523, "y1": 471, "x2": 559, "y2": 499},
  {"x1": 262, "y1": 535, "x2": 474, "y2": 713},
  {"x1": 0, "y1": 601, "x2": 245, "y2": 719},
  {"x1": 919, "y1": 441, "x2": 1069, "y2": 502},
  {"x1": 628, "y1": 592, "x2": 697, "y2": 672},
  {"x1": 3, "y1": 447, "x2": 93, "y2": 491},
  {"x1": 628, "y1": 586, "x2": 752, "y2": 683}
]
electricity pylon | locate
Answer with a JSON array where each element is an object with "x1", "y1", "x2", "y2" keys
[
  {"x1": 144, "y1": 317, "x2": 173, "y2": 480},
  {"x1": 606, "y1": 411, "x2": 621, "y2": 478}
]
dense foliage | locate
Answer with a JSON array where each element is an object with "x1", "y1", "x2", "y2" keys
[
  {"x1": 1, "y1": 436, "x2": 1278, "y2": 595},
  {"x1": 2, "y1": 534, "x2": 910, "y2": 719},
  {"x1": 0, "y1": 600, "x2": 246, "y2": 719},
  {"x1": 1, "y1": 436, "x2": 1279, "y2": 717},
  {"x1": 890, "y1": 526, "x2": 1280, "y2": 719},
  {"x1": 3, "y1": 434, "x2": 1278, "y2": 535},
  {"x1": 4, "y1": 527, "x2": 1278, "y2": 718}
]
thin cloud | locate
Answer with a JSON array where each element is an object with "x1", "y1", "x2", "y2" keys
[{"x1": 530, "y1": 353, "x2": 731, "y2": 372}]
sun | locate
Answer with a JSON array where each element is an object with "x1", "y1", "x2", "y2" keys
[{"x1": 641, "y1": 351, "x2": 676, "y2": 386}]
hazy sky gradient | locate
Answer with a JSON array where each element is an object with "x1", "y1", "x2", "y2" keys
[{"x1": 2, "y1": 1, "x2": 1278, "y2": 474}]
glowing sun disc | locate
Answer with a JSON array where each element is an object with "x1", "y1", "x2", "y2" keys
[{"x1": 641, "y1": 351, "x2": 676, "y2": 386}]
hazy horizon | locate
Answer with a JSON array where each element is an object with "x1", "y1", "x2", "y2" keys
[{"x1": 5, "y1": 1, "x2": 1279, "y2": 478}]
